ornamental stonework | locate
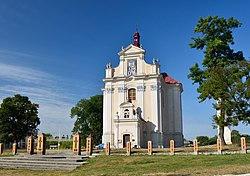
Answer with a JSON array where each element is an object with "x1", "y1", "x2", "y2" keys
[
  {"x1": 106, "y1": 88, "x2": 114, "y2": 94},
  {"x1": 118, "y1": 87, "x2": 127, "y2": 93},
  {"x1": 137, "y1": 86, "x2": 146, "y2": 92},
  {"x1": 150, "y1": 84, "x2": 161, "y2": 91},
  {"x1": 150, "y1": 85, "x2": 157, "y2": 91}
]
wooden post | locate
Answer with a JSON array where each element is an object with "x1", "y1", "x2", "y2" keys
[
  {"x1": 86, "y1": 137, "x2": 92, "y2": 156},
  {"x1": 193, "y1": 139, "x2": 198, "y2": 155},
  {"x1": 170, "y1": 140, "x2": 174, "y2": 155},
  {"x1": 72, "y1": 134, "x2": 81, "y2": 155},
  {"x1": 12, "y1": 143, "x2": 17, "y2": 155},
  {"x1": 126, "y1": 141, "x2": 131, "y2": 156},
  {"x1": 0, "y1": 143, "x2": 3, "y2": 154},
  {"x1": 106, "y1": 142, "x2": 110, "y2": 155},
  {"x1": 148, "y1": 141, "x2": 152, "y2": 155},
  {"x1": 241, "y1": 137, "x2": 247, "y2": 154},
  {"x1": 37, "y1": 134, "x2": 46, "y2": 155},
  {"x1": 27, "y1": 136, "x2": 34, "y2": 155},
  {"x1": 217, "y1": 137, "x2": 222, "y2": 154}
]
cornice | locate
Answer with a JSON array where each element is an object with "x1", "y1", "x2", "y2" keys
[{"x1": 103, "y1": 74, "x2": 160, "y2": 83}]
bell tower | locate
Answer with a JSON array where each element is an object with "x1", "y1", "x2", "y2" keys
[{"x1": 133, "y1": 28, "x2": 140, "y2": 47}]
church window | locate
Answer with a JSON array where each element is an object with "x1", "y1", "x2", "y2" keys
[
  {"x1": 127, "y1": 60, "x2": 137, "y2": 76},
  {"x1": 124, "y1": 109, "x2": 129, "y2": 118},
  {"x1": 128, "y1": 88, "x2": 136, "y2": 101}
]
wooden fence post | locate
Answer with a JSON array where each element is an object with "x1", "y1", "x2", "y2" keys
[
  {"x1": 193, "y1": 139, "x2": 198, "y2": 155},
  {"x1": 217, "y1": 137, "x2": 222, "y2": 154},
  {"x1": 126, "y1": 141, "x2": 131, "y2": 156},
  {"x1": 148, "y1": 141, "x2": 152, "y2": 155},
  {"x1": 170, "y1": 140, "x2": 174, "y2": 155},
  {"x1": 106, "y1": 142, "x2": 110, "y2": 155},
  {"x1": 73, "y1": 134, "x2": 81, "y2": 155},
  {"x1": 12, "y1": 143, "x2": 17, "y2": 155},
  {"x1": 241, "y1": 137, "x2": 247, "y2": 154}
]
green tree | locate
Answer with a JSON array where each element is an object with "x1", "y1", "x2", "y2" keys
[
  {"x1": 211, "y1": 61, "x2": 250, "y2": 128},
  {"x1": 70, "y1": 95, "x2": 103, "y2": 146},
  {"x1": 44, "y1": 133, "x2": 53, "y2": 139},
  {"x1": 231, "y1": 130, "x2": 241, "y2": 144},
  {"x1": 208, "y1": 135, "x2": 217, "y2": 145},
  {"x1": 196, "y1": 136, "x2": 209, "y2": 146},
  {"x1": 0, "y1": 94, "x2": 40, "y2": 143},
  {"x1": 188, "y1": 16, "x2": 250, "y2": 144}
]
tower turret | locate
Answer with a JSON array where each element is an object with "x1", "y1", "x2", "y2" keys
[{"x1": 133, "y1": 28, "x2": 140, "y2": 47}]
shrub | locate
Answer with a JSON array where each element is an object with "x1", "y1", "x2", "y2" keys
[{"x1": 196, "y1": 136, "x2": 209, "y2": 146}]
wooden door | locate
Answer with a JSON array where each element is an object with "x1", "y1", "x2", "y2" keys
[{"x1": 123, "y1": 134, "x2": 130, "y2": 148}]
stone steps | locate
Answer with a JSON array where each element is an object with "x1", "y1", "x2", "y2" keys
[
  {"x1": 0, "y1": 155, "x2": 88, "y2": 170},
  {"x1": 0, "y1": 156, "x2": 86, "y2": 162}
]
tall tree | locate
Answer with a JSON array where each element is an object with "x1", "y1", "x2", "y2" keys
[
  {"x1": 70, "y1": 95, "x2": 103, "y2": 146},
  {"x1": 188, "y1": 16, "x2": 249, "y2": 144},
  {"x1": 0, "y1": 94, "x2": 40, "y2": 143}
]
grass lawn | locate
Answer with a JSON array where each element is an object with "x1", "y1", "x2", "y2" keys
[{"x1": 1, "y1": 154, "x2": 250, "y2": 176}]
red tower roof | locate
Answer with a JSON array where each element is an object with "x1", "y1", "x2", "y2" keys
[
  {"x1": 161, "y1": 73, "x2": 181, "y2": 85},
  {"x1": 133, "y1": 29, "x2": 141, "y2": 47}
]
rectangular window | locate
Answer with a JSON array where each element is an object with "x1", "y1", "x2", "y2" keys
[{"x1": 128, "y1": 88, "x2": 136, "y2": 100}]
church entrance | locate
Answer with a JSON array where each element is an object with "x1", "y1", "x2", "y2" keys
[{"x1": 123, "y1": 134, "x2": 130, "y2": 148}]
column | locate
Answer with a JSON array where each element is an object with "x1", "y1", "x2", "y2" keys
[
  {"x1": 37, "y1": 134, "x2": 46, "y2": 155},
  {"x1": 27, "y1": 136, "x2": 34, "y2": 155},
  {"x1": 0, "y1": 143, "x2": 3, "y2": 154},
  {"x1": 137, "y1": 123, "x2": 140, "y2": 148},
  {"x1": 115, "y1": 124, "x2": 119, "y2": 148},
  {"x1": 86, "y1": 137, "x2": 92, "y2": 156},
  {"x1": 12, "y1": 143, "x2": 17, "y2": 155},
  {"x1": 72, "y1": 134, "x2": 81, "y2": 155}
]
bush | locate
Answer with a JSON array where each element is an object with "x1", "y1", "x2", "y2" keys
[
  {"x1": 60, "y1": 141, "x2": 73, "y2": 149},
  {"x1": 46, "y1": 141, "x2": 58, "y2": 149},
  {"x1": 196, "y1": 136, "x2": 209, "y2": 146},
  {"x1": 208, "y1": 136, "x2": 217, "y2": 145},
  {"x1": 45, "y1": 140, "x2": 73, "y2": 149},
  {"x1": 231, "y1": 130, "x2": 241, "y2": 144}
]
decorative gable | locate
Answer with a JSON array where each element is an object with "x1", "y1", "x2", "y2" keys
[{"x1": 118, "y1": 44, "x2": 145, "y2": 56}]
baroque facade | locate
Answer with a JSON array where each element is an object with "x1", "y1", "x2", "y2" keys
[{"x1": 102, "y1": 31, "x2": 184, "y2": 148}]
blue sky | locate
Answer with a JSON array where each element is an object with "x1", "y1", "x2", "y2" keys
[{"x1": 0, "y1": 0, "x2": 249, "y2": 140}]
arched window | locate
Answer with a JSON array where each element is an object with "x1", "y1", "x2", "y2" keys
[
  {"x1": 128, "y1": 88, "x2": 136, "y2": 101},
  {"x1": 124, "y1": 109, "x2": 129, "y2": 118}
]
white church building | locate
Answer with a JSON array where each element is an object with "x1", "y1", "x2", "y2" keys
[{"x1": 102, "y1": 30, "x2": 184, "y2": 148}]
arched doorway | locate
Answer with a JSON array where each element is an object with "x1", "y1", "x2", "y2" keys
[{"x1": 123, "y1": 134, "x2": 130, "y2": 148}]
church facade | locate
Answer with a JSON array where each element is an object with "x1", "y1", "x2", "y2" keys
[{"x1": 102, "y1": 31, "x2": 184, "y2": 148}]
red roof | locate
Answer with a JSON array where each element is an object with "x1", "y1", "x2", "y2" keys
[{"x1": 161, "y1": 73, "x2": 181, "y2": 84}]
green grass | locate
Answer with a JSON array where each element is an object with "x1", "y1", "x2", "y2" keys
[
  {"x1": 71, "y1": 154, "x2": 250, "y2": 176},
  {"x1": 1, "y1": 153, "x2": 250, "y2": 175}
]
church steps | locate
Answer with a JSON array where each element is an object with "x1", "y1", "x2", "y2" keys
[
  {"x1": 0, "y1": 164, "x2": 78, "y2": 170},
  {"x1": 0, "y1": 155, "x2": 88, "y2": 170},
  {"x1": 0, "y1": 156, "x2": 85, "y2": 163},
  {"x1": 0, "y1": 159, "x2": 86, "y2": 165}
]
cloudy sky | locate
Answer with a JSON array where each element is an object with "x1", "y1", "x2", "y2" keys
[{"x1": 0, "y1": 0, "x2": 249, "y2": 139}]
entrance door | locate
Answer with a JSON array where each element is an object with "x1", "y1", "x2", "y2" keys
[{"x1": 123, "y1": 134, "x2": 130, "y2": 148}]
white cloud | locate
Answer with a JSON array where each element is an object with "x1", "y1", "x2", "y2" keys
[
  {"x1": 0, "y1": 56, "x2": 76, "y2": 136},
  {"x1": 0, "y1": 48, "x2": 103, "y2": 136},
  {"x1": 0, "y1": 49, "x2": 35, "y2": 60},
  {"x1": 0, "y1": 85, "x2": 72, "y2": 105},
  {"x1": 0, "y1": 62, "x2": 54, "y2": 86}
]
